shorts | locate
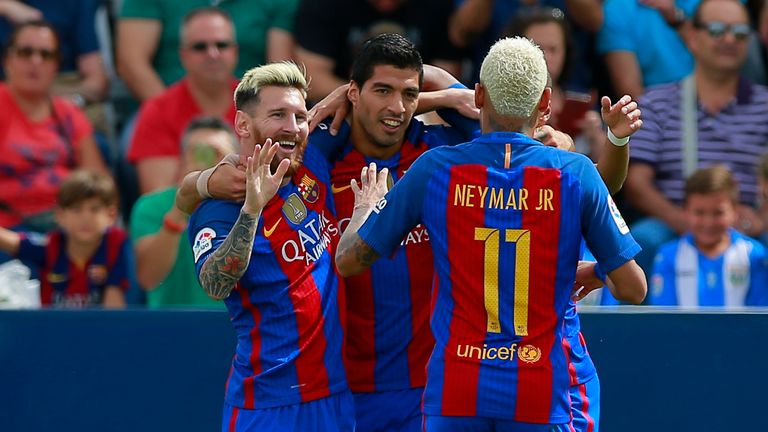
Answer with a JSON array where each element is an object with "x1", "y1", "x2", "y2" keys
[
  {"x1": 222, "y1": 390, "x2": 355, "y2": 432},
  {"x1": 354, "y1": 387, "x2": 423, "y2": 432},
  {"x1": 570, "y1": 375, "x2": 600, "y2": 432},
  {"x1": 425, "y1": 415, "x2": 570, "y2": 432}
]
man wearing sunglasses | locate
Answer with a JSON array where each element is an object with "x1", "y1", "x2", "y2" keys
[
  {"x1": 127, "y1": 7, "x2": 239, "y2": 195},
  {"x1": 625, "y1": 0, "x2": 768, "y2": 279}
]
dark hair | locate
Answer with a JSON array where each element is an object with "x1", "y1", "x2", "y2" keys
[
  {"x1": 57, "y1": 170, "x2": 119, "y2": 209},
  {"x1": 349, "y1": 33, "x2": 423, "y2": 88},
  {"x1": 181, "y1": 115, "x2": 237, "y2": 150},
  {"x1": 5, "y1": 20, "x2": 60, "y2": 61},
  {"x1": 502, "y1": 7, "x2": 572, "y2": 87},
  {"x1": 684, "y1": 165, "x2": 739, "y2": 204}
]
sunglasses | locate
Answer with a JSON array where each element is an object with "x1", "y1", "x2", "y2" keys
[
  {"x1": 695, "y1": 21, "x2": 751, "y2": 40},
  {"x1": 186, "y1": 40, "x2": 236, "y2": 52},
  {"x1": 10, "y1": 46, "x2": 58, "y2": 61}
]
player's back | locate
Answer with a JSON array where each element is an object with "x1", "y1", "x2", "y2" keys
[
  {"x1": 357, "y1": 131, "x2": 638, "y2": 424},
  {"x1": 417, "y1": 132, "x2": 587, "y2": 423}
]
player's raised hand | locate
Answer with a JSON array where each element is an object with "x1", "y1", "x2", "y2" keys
[
  {"x1": 601, "y1": 95, "x2": 642, "y2": 139},
  {"x1": 308, "y1": 83, "x2": 351, "y2": 136},
  {"x1": 572, "y1": 261, "x2": 606, "y2": 302},
  {"x1": 242, "y1": 139, "x2": 290, "y2": 215},
  {"x1": 351, "y1": 162, "x2": 389, "y2": 212}
]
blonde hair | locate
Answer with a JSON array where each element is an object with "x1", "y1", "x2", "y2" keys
[
  {"x1": 479, "y1": 37, "x2": 548, "y2": 118},
  {"x1": 234, "y1": 61, "x2": 308, "y2": 110}
]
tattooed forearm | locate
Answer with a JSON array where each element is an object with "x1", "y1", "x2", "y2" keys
[
  {"x1": 199, "y1": 210, "x2": 259, "y2": 300},
  {"x1": 336, "y1": 233, "x2": 380, "y2": 277}
]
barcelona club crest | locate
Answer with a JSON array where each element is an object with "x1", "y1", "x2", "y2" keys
[
  {"x1": 298, "y1": 174, "x2": 320, "y2": 203},
  {"x1": 282, "y1": 193, "x2": 308, "y2": 224}
]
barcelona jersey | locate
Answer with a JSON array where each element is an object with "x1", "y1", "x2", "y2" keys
[
  {"x1": 357, "y1": 132, "x2": 640, "y2": 423},
  {"x1": 318, "y1": 118, "x2": 468, "y2": 393},
  {"x1": 188, "y1": 145, "x2": 348, "y2": 410},
  {"x1": 17, "y1": 227, "x2": 131, "y2": 307}
]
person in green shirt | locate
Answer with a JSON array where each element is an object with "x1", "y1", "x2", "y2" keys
[
  {"x1": 117, "y1": 0, "x2": 298, "y2": 102},
  {"x1": 129, "y1": 116, "x2": 237, "y2": 308}
]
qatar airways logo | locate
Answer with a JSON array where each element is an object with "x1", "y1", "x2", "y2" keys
[
  {"x1": 280, "y1": 211, "x2": 339, "y2": 264},
  {"x1": 337, "y1": 217, "x2": 429, "y2": 247}
]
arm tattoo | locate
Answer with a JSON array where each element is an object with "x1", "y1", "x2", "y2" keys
[
  {"x1": 338, "y1": 233, "x2": 380, "y2": 272},
  {"x1": 199, "y1": 210, "x2": 259, "y2": 300}
]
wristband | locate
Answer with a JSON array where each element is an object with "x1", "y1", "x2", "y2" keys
[
  {"x1": 162, "y1": 215, "x2": 186, "y2": 234},
  {"x1": 607, "y1": 128, "x2": 630, "y2": 147},
  {"x1": 196, "y1": 166, "x2": 216, "y2": 199},
  {"x1": 196, "y1": 153, "x2": 241, "y2": 198},
  {"x1": 593, "y1": 262, "x2": 608, "y2": 284}
]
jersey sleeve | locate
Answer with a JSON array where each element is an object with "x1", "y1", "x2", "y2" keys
[
  {"x1": 746, "y1": 241, "x2": 768, "y2": 306},
  {"x1": 188, "y1": 200, "x2": 243, "y2": 277},
  {"x1": 15, "y1": 232, "x2": 48, "y2": 268},
  {"x1": 579, "y1": 159, "x2": 641, "y2": 273},
  {"x1": 649, "y1": 242, "x2": 678, "y2": 305},
  {"x1": 434, "y1": 83, "x2": 481, "y2": 142},
  {"x1": 357, "y1": 152, "x2": 432, "y2": 257}
]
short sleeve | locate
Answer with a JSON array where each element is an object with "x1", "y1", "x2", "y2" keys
[
  {"x1": 120, "y1": 0, "x2": 162, "y2": 19},
  {"x1": 579, "y1": 159, "x2": 641, "y2": 273},
  {"x1": 129, "y1": 191, "x2": 169, "y2": 241},
  {"x1": 72, "y1": 0, "x2": 101, "y2": 56},
  {"x1": 188, "y1": 200, "x2": 242, "y2": 276},
  {"x1": 597, "y1": 0, "x2": 635, "y2": 55},
  {"x1": 357, "y1": 152, "x2": 432, "y2": 257},
  {"x1": 269, "y1": 0, "x2": 300, "y2": 31},
  {"x1": 16, "y1": 233, "x2": 48, "y2": 268}
]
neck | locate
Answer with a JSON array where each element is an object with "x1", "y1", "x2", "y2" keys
[
  {"x1": 482, "y1": 112, "x2": 531, "y2": 136},
  {"x1": 694, "y1": 66, "x2": 739, "y2": 113},
  {"x1": 188, "y1": 76, "x2": 233, "y2": 115},
  {"x1": 9, "y1": 86, "x2": 50, "y2": 121},
  {"x1": 66, "y1": 238, "x2": 102, "y2": 267},
  {"x1": 349, "y1": 116, "x2": 403, "y2": 160},
  {"x1": 694, "y1": 233, "x2": 732, "y2": 259}
]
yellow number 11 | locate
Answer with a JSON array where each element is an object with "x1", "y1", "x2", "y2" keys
[{"x1": 473, "y1": 228, "x2": 531, "y2": 336}]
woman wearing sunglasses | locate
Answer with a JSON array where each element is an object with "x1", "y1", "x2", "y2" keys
[{"x1": 0, "y1": 20, "x2": 108, "y2": 239}]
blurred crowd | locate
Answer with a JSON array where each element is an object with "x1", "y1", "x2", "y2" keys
[{"x1": 0, "y1": 0, "x2": 767, "y2": 309}]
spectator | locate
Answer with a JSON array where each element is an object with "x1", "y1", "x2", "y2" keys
[
  {"x1": 0, "y1": 20, "x2": 107, "y2": 235},
  {"x1": 294, "y1": 0, "x2": 463, "y2": 103},
  {"x1": 503, "y1": 7, "x2": 604, "y2": 159},
  {"x1": 126, "y1": 7, "x2": 239, "y2": 194},
  {"x1": 449, "y1": 0, "x2": 603, "y2": 91},
  {"x1": 0, "y1": 170, "x2": 131, "y2": 308},
  {"x1": 117, "y1": 0, "x2": 296, "y2": 102},
  {"x1": 624, "y1": 0, "x2": 768, "y2": 276},
  {"x1": 129, "y1": 116, "x2": 236, "y2": 309},
  {"x1": 650, "y1": 165, "x2": 768, "y2": 307},
  {"x1": 0, "y1": 0, "x2": 110, "y2": 126},
  {"x1": 598, "y1": 0, "x2": 698, "y2": 97}
]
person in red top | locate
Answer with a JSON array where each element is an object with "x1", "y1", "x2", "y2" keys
[
  {"x1": 0, "y1": 20, "x2": 107, "y2": 233},
  {"x1": 127, "y1": 7, "x2": 239, "y2": 194}
]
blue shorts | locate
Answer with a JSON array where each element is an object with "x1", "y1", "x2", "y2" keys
[
  {"x1": 354, "y1": 387, "x2": 423, "y2": 432},
  {"x1": 222, "y1": 390, "x2": 355, "y2": 432},
  {"x1": 425, "y1": 415, "x2": 570, "y2": 432},
  {"x1": 570, "y1": 375, "x2": 600, "y2": 432}
]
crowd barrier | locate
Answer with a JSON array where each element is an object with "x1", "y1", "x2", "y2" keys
[{"x1": 1, "y1": 308, "x2": 765, "y2": 431}]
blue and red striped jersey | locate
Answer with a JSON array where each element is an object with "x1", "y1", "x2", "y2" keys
[
  {"x1": 358, "y1": 132, "x2": 640, "y2": 423},
  {"x1": 188, "y1": 145, "x2": 348, "y2": 410},
  {"x1": 321, "y1": 118, "x2": 466, "y2": 393},
  {"x1": 17, "y1": 227, "x2": 131, "y2": 307}
]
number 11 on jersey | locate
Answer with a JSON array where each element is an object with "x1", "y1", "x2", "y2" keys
[{"x1": 474, "y1": 228, "x2": 531, "y2": 336}]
